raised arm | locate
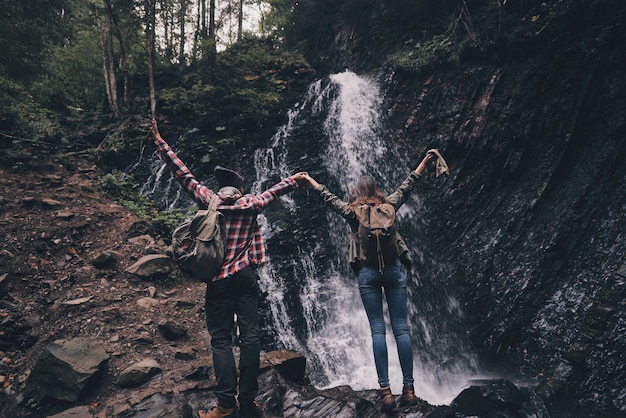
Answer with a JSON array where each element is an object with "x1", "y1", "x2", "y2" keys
[
  {"x1": 414, "y1": 151, "x2": 435, "y2": 175},
  {"x1": 386, "y1": 150, "x2": 436, "y2": 208},
  {"x1": 148, "y1": 119, "x2": 213, "y2": 206}
]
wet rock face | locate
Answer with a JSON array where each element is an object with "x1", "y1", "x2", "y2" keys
[{"x1": 382, "y1": 14, "x2": 626, "y2": 417}]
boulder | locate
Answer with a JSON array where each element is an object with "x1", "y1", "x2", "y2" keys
[
  {"x1": 125, "y1": 254, "x2": 177, "y2": 279},
  {"x1": 260, "y1": 349, "x2": 307, "y2": 383},
  {"x1": 157, "y1": 319, "x2": 188, "y2": 340},
  {"x1": 91, "y1": 250, "x2": 124, "y2": 269},
  {"x1": 117, "y1": 358, "x2": 162, "y2": 388},
  {"x1": 47, "y1": 405, "x2": 93, "y2": 417},
  {"x1": 24, "y1": 338, "x2": 109, "y2": 403},
  {"x1": 449, "y1": 379, "x2": 549, "y2": 417}
]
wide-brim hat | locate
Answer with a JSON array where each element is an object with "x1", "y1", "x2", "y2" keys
[{"x1": 214, "y1": 165, "x2": 244, "y2": 188}]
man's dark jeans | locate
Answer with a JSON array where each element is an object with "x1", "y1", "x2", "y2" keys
[{"x1": 205, "y1": 266, "x2": 260, "y2": 409}]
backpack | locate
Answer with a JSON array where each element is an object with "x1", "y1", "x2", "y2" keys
[
  {"x1": 169, "y1": 194, "x2": 226, "y2": 282},
  {"x1": 354, "y1": 202, "x2": 399, "y2": 273}
]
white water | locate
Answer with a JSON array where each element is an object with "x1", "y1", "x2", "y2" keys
[{"x1": 253, "y1": 71, "x2": 481, "y2": 405}]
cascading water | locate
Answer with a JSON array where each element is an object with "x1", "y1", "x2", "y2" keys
[
  {"x1": 133, "y1": 70, "x2": 482, "y2": 405},
  {"x1": 254, "y1": 71, "x2": 482, "y2": 404}
]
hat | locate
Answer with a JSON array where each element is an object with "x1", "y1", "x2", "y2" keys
[{"x1": 214, "y1": 165, "x2": 244, "y2": 188}]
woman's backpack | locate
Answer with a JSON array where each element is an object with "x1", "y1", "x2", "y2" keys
[
  {"x1": 169, "y1": 194, "x2": 225, "y2": 282},
  {"x1": 354, "y1": 203, "x2": 398, "y2": 273}
]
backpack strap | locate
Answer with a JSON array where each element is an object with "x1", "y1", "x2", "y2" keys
[
  {"x1": 366, "y1": 205, "x2": 372, "y2": 237},
  {"x1": 372, "y1": 204, "x2": 385, "y2": 273},
  {"x1": 208, "y1": 193, "x2": 220, "y2": 212},
  {"x1": 189, "y1": 194, "x2": 220, "y2": 239},
  {"x1": 376, "y1": 206, "x2": 389, "y2": 233}
]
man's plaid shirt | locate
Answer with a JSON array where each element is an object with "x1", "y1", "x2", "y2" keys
[{"x1": 155, "y1": 138, "x2": 298, "y2": 281}]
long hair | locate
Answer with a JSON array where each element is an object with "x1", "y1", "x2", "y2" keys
[{"x1": 348, "y1": 176, "x2": 388, "y2": 209}]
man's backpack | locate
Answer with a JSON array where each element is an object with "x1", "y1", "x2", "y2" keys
[
  {"x1": 354, "y1": 202, "x2": 399, "y2": 273},
  {"x1": 169, "y1": 194, "x2": 226, "y2": 282}
]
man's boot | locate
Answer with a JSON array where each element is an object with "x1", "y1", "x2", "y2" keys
[
  {"x1": 239, "y1": 399, "x2": 263, "y2": 417},
  {"x1": 377, "y1": 386, "x2": 396, "y2": 412},
  {"x1": 198, "y1": 405, "x2": 236, "y2": 418},
  {"x1": 399, "y1": 385, "x2": 418, "y2": 406}
]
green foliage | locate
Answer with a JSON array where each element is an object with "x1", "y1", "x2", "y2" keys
[
  {"x1": 100, "y1": 170, "x2": 158, "y2": 218},
  {"x1": 387, "y1": 35, "x2": 459, "y2": 73},
  {"x1": 152, "y1": 36, "x2": 313, "y2": 169},
  {"x1": 100, "y1": 169, "x2": 195, "y2": 242},
  {"x1": 30, "y1": 30, "x2": 105, "y2": 113},
  {"x1": 152, "y1": 207, "x2": 196, "y2": 245},
  {"x1": 0, "y1": 75, "x2": 59, "y2": 139},
  {"x1": 0, "y1": 0, "x2": 73, "y2": 82}
]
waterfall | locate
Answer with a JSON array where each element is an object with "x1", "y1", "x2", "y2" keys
[
  {"x1": 133, "y1": 70, "x2": 482, "y2": 406},
  {"x1": 255, "y1": 71, "x2": 482, "y2": 405}
]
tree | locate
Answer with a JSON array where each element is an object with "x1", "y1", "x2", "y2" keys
[
  {"x1": 179, "y1": 0, "x2": 189, "y2": 64},
  {"x1": 238, "y1": 0, "x2": 244, "y2": 41},
  {"x1": 96, "y1": 4, "x2": 120, "y2": 117},
  {"x1": 145, "y1": 0, "x2": 157, "y2": 117}
]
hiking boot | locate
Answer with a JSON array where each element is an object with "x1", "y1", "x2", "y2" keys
[
  {"x1": 377, "y1": 386, "x2": 396, "y2": 412},
  {"x1": 198, "y1": 405, "x2": 236, "y2": 418},
  {"x1": 239, "y1": 399, "x2": 263, "y2": 417},
  {"x1": 399, "y1": 385, "x2": 418, "y2": 406}
]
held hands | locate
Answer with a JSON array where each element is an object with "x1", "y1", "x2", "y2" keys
[{"x1": 291, "y1": 172, "x2": 319, "y2": 188}]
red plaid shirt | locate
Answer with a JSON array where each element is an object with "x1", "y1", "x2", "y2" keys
[{"x1": 155, "y1": 138, "x2": 298, "y2": 280}]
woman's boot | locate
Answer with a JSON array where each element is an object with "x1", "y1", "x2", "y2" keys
[
  {"x1": 399, "y1": 385, "x2": 418, "y2": 406},
  {"x1": 377, "y1": 386, "x2": 396, "y2": 412}
]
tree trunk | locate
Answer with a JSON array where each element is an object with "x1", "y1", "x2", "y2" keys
[
  {"x1": 201, "y1": 0, "x2": 207, "y2": 37},
  {"x1": 207, "y1": 0, "x2": 217, "y2": 65},
  {"x1": 179, "y1": 0, "x2": 187, "y2": 65},
  {"x1": 104, "y1": 0, "x2": 129, "y2": 107},
  {"x1": 209, "y1": 0, "x2": 216, "y2": 39},
  {"x1": 237, "y1": 0, "x2": 243, "y2": 41},
  {"x1": 96, "y1": 5, "x2": 120, "y2": 118},
  {"x1": 145, "y1": 0, "x2": 157, "y2": 118}
]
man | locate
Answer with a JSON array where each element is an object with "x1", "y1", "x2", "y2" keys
[{"x1": 149, "y1": 119, "x2": 306, "y2": 418}]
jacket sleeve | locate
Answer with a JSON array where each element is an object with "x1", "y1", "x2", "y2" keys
[
  {"x1": 154, "y1": 138, "x2": 213, "y2": 207},
  {"x1": 314, "y1": 184, "x2": 356, "y2": 222},
  {"x1": 386, "y1": 172, "x2": 422, "y2": 210}
]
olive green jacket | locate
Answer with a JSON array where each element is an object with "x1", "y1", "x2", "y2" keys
[{"x1": 313, "y1": 171, "x2": 422, "y2": 274}]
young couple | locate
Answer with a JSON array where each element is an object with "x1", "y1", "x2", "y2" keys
[{"x1": 150, "y1": 119, "x2": 435, "y2": 417}]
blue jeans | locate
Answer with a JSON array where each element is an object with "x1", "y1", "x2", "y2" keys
[
  {"x1": 358, "y1": 259, "x2": 414, "y2": 387},
  {"x1": 205, "y1": 266, "x2": 260, "y2": 408}
]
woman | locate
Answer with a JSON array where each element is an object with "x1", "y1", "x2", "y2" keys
[{"x1": 301, "y1": 150, "x2": 434, "y2": 412}]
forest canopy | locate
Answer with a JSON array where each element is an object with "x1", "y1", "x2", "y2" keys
[{"x1": 0, "y1": 0, "x2": 581, "y2": 148}]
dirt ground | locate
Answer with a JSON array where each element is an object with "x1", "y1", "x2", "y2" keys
[{"x1": 0, "y1": 151, "x2": 217, "y2": 416}]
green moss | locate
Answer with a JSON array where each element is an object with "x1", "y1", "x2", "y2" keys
[{"x1": 100, "y1": 170, "x2": 158, "y2": 218}]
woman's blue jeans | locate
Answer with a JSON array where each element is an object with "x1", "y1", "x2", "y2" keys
[{"x1": 358, "y1": 259, "x2": 414, "y2": 387}]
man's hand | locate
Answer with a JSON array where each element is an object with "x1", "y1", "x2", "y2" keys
[{"x1": 150, "y1": 119, "x2": 162, "y2": 141}]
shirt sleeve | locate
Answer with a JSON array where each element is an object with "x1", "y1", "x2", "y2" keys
[
  {"x1": 233, "y1": 178, "x2": 299, "y2": 212},
  {"x1": 154, "y1": 138, "x2": 213, "y2": 207}
]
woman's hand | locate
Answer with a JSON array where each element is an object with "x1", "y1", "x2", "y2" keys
[
  {"x1": 414, "y1": 151, "x2": 435, "y2": 175},
  {"x1": 290, "y1": 172, "x2": 308, "y2": 183}
]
